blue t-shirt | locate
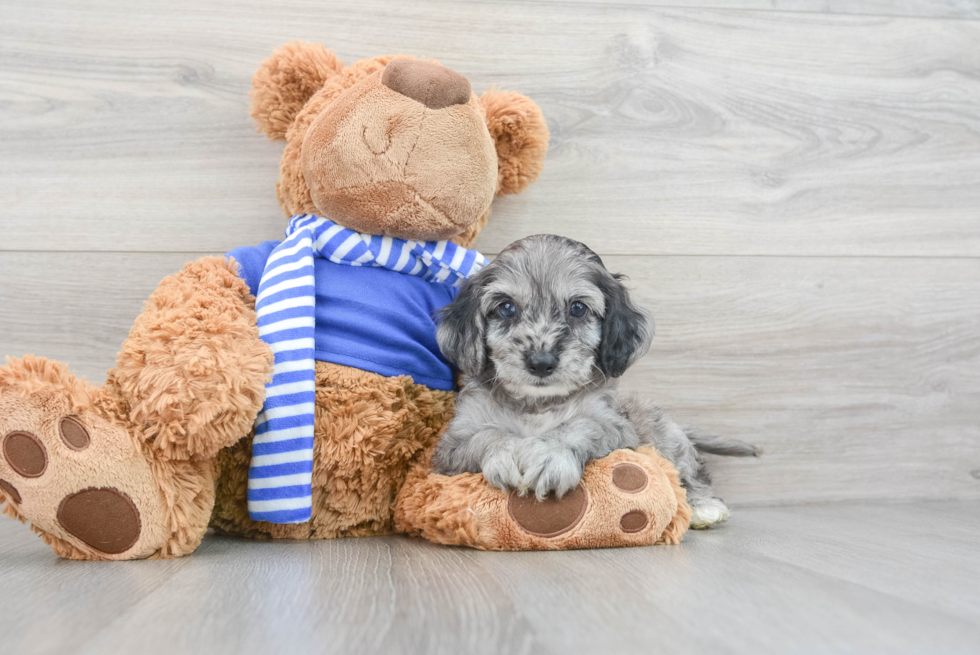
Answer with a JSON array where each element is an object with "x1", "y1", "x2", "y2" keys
[{"x1": 227, "y1": 241, "x2": 458, "y2": 391}]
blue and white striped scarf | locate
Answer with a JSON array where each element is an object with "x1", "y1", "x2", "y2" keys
[{"x1": 247, "y1": 214, "x2": 488, "y2": 524}]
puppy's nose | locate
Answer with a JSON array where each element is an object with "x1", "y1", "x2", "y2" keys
[
  {"x1": 527, "y1": 351, "x2": 559, "y2": 378},
  {"x1": 381, "y1": 59, "x2": 472, "y2": 110}
]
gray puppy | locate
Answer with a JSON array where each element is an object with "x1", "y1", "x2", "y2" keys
[{"x1": 432, "y1": 234, "x2": 758, "y2": 528}]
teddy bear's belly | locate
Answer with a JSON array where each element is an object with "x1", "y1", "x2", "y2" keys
[{"x1": 209, "y1": 361, "x2": 455, "y2": 540}]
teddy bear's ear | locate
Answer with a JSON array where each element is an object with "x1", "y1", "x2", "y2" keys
[
  {"x1": 249, "y1": 41, "x2": 345, "y2": 140},
  {"x1": 479, "y1": 89, "x2": 550, "y2": 196}
]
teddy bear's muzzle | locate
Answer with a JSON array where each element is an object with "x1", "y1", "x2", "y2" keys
[
  {"x1": 300, "y1": 62, "x2": 497, "y2": 241},
  {"x1": 381, "y1": 59, "x2": 472, "y2": 110}
]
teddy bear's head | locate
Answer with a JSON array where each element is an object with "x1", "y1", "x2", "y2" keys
[{"x1": 250, "y1": 42, "x2": 549, "y2": 247}]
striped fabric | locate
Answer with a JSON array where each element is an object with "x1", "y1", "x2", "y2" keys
[{"x1": 248, "y1": 214, "x2": 489, "y2": 524}]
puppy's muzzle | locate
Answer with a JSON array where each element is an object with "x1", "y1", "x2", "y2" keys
[{"x1": 526, "y1": 351, "x2": 559, "y2": 378}]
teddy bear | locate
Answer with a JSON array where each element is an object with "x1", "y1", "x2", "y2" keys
[{"x1": 0, "y1": 42, "x2": 688, "y2": 559}]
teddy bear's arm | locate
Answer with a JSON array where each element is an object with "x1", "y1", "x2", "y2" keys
[{"x1": 107, "y1": 256, "x2": 273, "y2": 460}]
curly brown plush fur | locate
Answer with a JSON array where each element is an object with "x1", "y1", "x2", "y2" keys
[
  {"x1": 0, "y1": 42, "x2": 550, "y2": 559},
  {"x1": 110, "y1": 256, "x2": 272, "y2": 461},
  {"x1": 394, "y1": 447, "x2": 690, "y2": 551},
  {"x1": 250, "y1": 41, "x2": 344, "y2": 140},
  {"x1": 0, "y1": 44, "x2": 690, "y2": 557},
  {"x1": 211, "y1": 362, "x2": 455, "y2": 540},
  {"x1": 255, "y1": 43, "x2": 549, "y2": 247},
  {"x1": 0, "y1": 355, "x2": 215, "y2": 560},
  {"x1": 481, "y1": 88, "x2": 550, "y2": 197}
]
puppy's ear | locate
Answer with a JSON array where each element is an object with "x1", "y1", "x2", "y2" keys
[
  {"x1": 437, "y1": 270, "x2": 491, "y2": 375},
  {"x1": 250, "y1": 41, "x2": 344, "y2": 140},
  {"x1": 597, "y1": 271, "x2": 654, "y2": 378}
]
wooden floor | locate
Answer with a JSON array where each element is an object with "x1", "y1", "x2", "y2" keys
[
  {"x1": 2, "y1": 0, "x2": 979, "y2": 508},
  {"x1": 1, "y1": 1, "x2": 979, "y2": 652},
  {"x1": 0, "y1": 500, "x2": 977, "y2": 654}
]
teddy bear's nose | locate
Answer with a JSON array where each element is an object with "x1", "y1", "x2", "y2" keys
[{"x1": 381, "y1": 59, "x2": 472, "y2": 110}]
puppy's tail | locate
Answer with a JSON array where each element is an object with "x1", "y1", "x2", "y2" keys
[{"x1": 684, "y1": 427, "x2": 761, "y2": 457}]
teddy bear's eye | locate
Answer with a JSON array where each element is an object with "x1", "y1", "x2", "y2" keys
[
  {"x1": 497, "y1": 301, "x2": 517, "y2": 319},
  {"x1": 569, "y1": 301, "x2": 588, "y2": 318}
]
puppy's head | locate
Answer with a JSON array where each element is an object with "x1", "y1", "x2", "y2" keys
[{"x1": 438, "y1": 235, "x2": 653, "y2": 398}]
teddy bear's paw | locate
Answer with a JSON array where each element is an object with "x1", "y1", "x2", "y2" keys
[
  {"x1": 0, "y1": 360, "x2": 177, "y2": 559},
  {"x1": 502, "y1": 450, "x2": 691, "y2": 549},
  {"x1": 507, "y1": 485, "x2": 589, "y2": 538},
  {"x1": 505, "y1": 457, "x2": 669, "y2": 547},
  {"x1": 396, "y1": 448, "x2": 691, "y2": 551},
  {"x1": 688, "y1": 497, "x2": 731, "y2": 529}
]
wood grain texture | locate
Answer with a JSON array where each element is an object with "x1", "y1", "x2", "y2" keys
[
  {"x1": 469, "y1": 0, "x2": 980, "y2": 20},
  {"x1": 616, "y1": 254, "x2": 980, "y2": 505},
  {"x1": 3, "y1": 252, "x2": 978, "y2": 505},
  {"x1": 1, "y1": 1, "x2": 979, "y2": 255},
  {"x1": 0, "y1": 252, "x2": 193, "y2": 379},
  {"x1": 0, "y1": 500, "x2": 978, "y2": 654},
  {"x1": 1, "y1": 2, "x2": 977, "y2": 650}
]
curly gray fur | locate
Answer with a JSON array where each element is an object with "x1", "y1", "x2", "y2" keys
[{"x1": 432, "y1": 235, "x2": 756, "y2": 525}]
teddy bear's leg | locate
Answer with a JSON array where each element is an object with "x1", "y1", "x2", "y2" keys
[
  {"x1": 0, "y1": 256, "x2": 272, "y2": 559},
  {"x1": 210, "y1": 362, "x2": 455, "y2": 540},
  {"x1": 394, "y1": 447, "x2": 692, "y2": 551},
  {"x1": 0, "y1": 355, "x2": 216, "y2": 559}
]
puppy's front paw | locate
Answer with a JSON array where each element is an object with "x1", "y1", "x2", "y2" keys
[
  {"x1": 481, "y1": 442, "x2": 522, "y2": 492},
  {"x1": 517, "y1": 439, "x2": 585, "y2": 501}
]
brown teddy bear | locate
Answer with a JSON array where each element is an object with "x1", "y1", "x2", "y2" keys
[{"x1": 0, "y1": 42, "x2": 688, "y2": 559}]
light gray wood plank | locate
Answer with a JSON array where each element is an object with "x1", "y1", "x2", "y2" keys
[
  {"x1": 2, "y1": 1, "x2": 979, "y2": 256},
  {"x1": 2, "y1": 251, "x2": 978, "y2": 505},
  {"x1": 471, "y1": 0, "x2": 980, "y2": 20},
  {"x1": 1, "y1": 501, "x2": 978, "y2": 654},
  {"x1": 83, "y1": 538, "x2": 538, "y2": 655},
  {"x1": 728, "y1": 502, "x2": 980, "y2": 619},
  {"x1": 462, "y1": 504, "x2": 980, "y2": 655},
  {"x1": 0, "y1": 520, "x2": 190, "y2": 654},
  {"x1": 617, "y1": 254, "x2": 980, "y2": 505},
  {"x1": 0, "y1": 252, "x2": 194, "y2": 380}
]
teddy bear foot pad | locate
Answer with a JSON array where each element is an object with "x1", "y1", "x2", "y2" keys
[
  {"x1": 0, "y1": 358, "x2": 178, "y2": 559},
  {"x1": 396, "y1": 447, "x2": 692, "y2": 551}
]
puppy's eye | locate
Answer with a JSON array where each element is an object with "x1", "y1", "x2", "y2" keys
[
  {"x1": 569, "y1": 301, "x2": 588, "y2": 318},
  {"x1": 497, "y1": 301, "x2": 517, "y2": 319}
]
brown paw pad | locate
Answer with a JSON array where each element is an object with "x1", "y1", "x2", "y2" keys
[
  {"x1": 0, "y1": 479, "x2": 21, "y2": 504},
  {"x1": 57, "y1": 487, "x2": 142, "y2": 555},
  {"x1": 620, "y1": 510, "x2": 649, "y2": 533},
  {"x1": 612, "y1": 463, "x2": 648, "y2": 493},
  {"x1": 507, "y1": 485, "x2": 588, "y2": 537},
  {"x1": 59, "y1": 417, "x2": 91, "y2": 451},
  {"x1": 3, "y1": 431, "x2": 48, "y2": 478}
]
